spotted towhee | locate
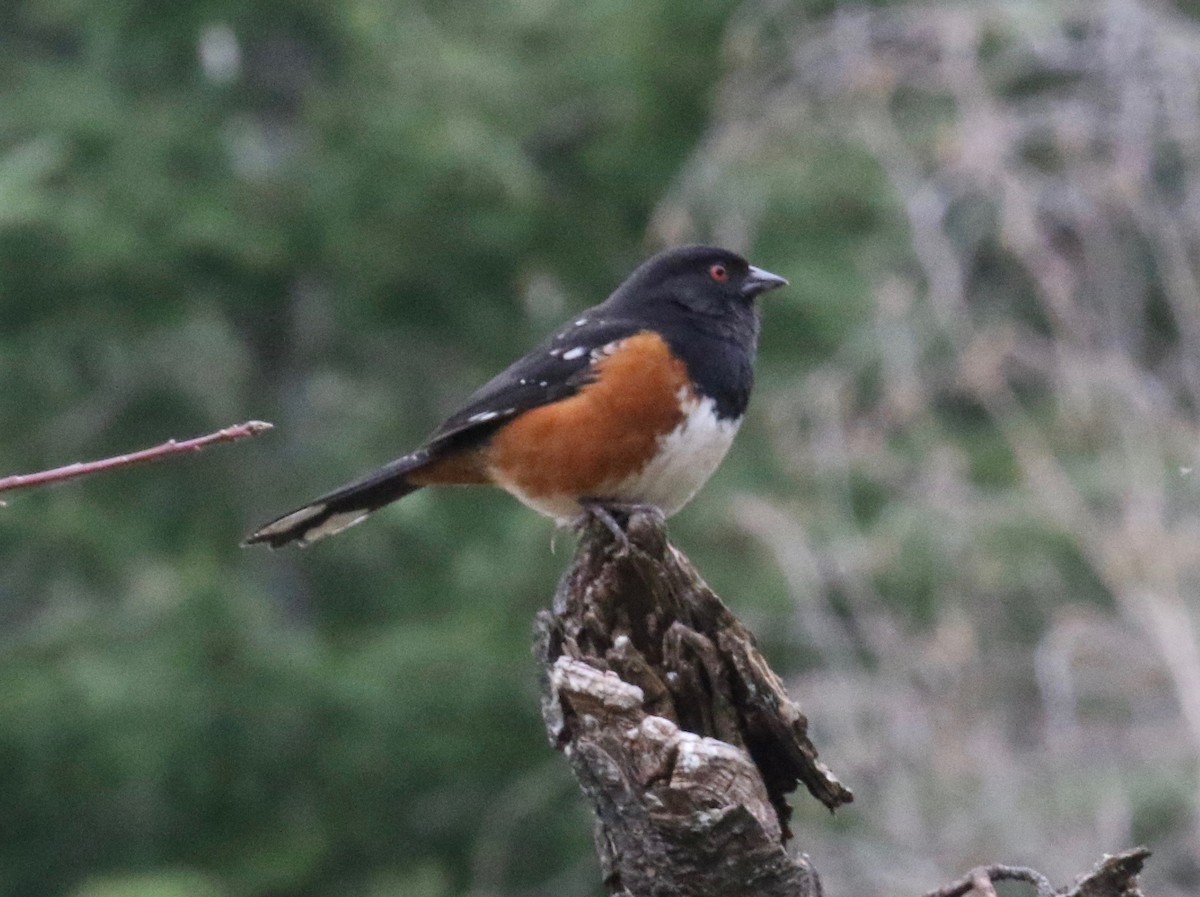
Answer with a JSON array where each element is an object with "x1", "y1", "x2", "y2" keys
[{"x1": 245, "y1": 245, "x2": 788, "y2": 548}]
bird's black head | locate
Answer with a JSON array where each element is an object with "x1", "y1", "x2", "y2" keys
[
  {"x1": 605, "y1": 245, "x2": 788, "y2": 326},
  {"x1": 598, "y1": 245, "x2": 788, "y2": 420}
]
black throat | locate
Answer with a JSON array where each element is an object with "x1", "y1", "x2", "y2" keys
[{"x1": 652, "y1": 305, "x2": 760, "y2": 421}]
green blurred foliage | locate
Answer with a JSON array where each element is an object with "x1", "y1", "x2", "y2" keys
[
  {"x1": 0, "y1": 1, "x2": 860, "y2": 894},
  {"x1": 5, "y1": 1, "x2": 1197, "y2": 896}
]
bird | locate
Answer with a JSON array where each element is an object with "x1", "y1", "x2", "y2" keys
[{"x1": 244, "y1": 245, "x2": 788, "y2": 548}]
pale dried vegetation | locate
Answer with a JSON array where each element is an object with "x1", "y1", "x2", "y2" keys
[{"x1": 660, "y1": 3, "x2": 1200, "y2": 895}]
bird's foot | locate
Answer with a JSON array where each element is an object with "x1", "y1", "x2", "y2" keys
[{"x1": 577, "y1": 499, "x2": 662, "y2": 554}]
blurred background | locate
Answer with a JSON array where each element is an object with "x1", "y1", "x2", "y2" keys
[{"x1": 3, "y1": 0, "x2": 1200, "y2": 895}]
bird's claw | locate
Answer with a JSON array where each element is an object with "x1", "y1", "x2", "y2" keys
[{"x1": 577, "y1": 500, "x2": 661, "y2": 555}]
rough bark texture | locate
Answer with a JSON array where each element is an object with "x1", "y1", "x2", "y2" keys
[
  {"x1": 1064, "y1": 848, "x2": 1152, "y2": 897},
  {"x1": 535, "y1": 509, "x2": 850, "y2": 897},
  {"x1": 536, "y1": 509, "x2": 1152, "y2": 897}
]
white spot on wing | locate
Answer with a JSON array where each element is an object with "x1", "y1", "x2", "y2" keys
[
  {"x1": 562, "y1": 346, "x2": 586, "y2": 361},
  {"x1": 592, "y1": 339, "x2": 623, "y2": 359},
  {"x1": 467, "y1": 410, "x2": 499, "y2": 423}
]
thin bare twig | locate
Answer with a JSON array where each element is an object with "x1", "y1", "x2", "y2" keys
[
  {"x1": 0, "y1": 420, "x2": 274, "y2": 503},
  {"x1": 922, "y1": 864, "x2": 1056, "y2": 897}
]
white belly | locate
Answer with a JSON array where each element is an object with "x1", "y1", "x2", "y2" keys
[
  {"x1": 501, "y1": 393, "x2": 740, "y2": 522},
  {"x1": 607, "y1": 393, "x2": 739, "y2": 514}
]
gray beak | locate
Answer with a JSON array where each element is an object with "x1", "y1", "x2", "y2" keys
[{"x1": 742, "y1": 264, "x2": 789, "y2": 298}]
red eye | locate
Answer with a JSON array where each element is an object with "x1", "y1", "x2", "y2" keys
[{"x1": 709, "y1": 263, "x2": 729, "y2": 282}]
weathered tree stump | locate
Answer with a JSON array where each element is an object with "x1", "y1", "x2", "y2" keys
[
  {"x1": 535, "y1": 509, "x2": 850, "y2": 897},
  {"x1": 535, "y1": 510, "x2": 1153, "y2": 897}
]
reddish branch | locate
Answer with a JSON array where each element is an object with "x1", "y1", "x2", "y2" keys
[{"x1": 0, "y1": 420, "x2": 273, "y2": 501}]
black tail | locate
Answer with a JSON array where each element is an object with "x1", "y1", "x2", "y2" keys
[{"x1": 244, "y1": 455, "x2": 426, "y2": 548}]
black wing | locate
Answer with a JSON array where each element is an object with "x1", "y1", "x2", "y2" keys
[
  {"x1": 242, "y1": 315, "x2": 643, "y2": 548},
  {"x1": 421, "y1": 315, "x2": 645, "y2": 452}
]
